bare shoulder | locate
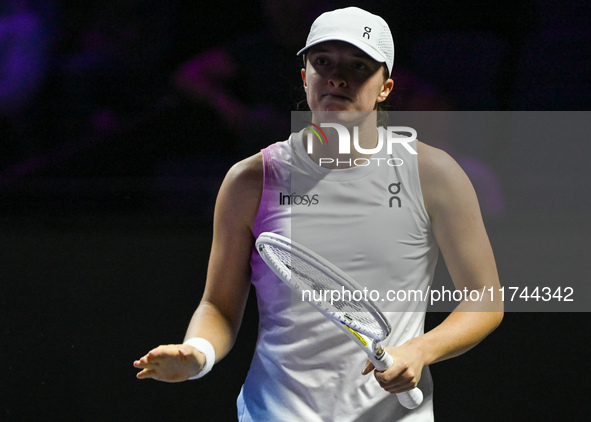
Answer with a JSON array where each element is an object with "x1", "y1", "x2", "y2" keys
[
  {"x1": 417, "y1": 141, "x2": 478, "y2": 219},
  {"x1": 224, "y1": 152, "x2": 263, "y2": 190},
  {"x1": 215, "y1": 153, "x2": 264, "y2": 231},
  {"x1": 417, "y1": 141, "x2": 463, "y2": 181}
]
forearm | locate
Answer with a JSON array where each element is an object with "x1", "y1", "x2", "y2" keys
[
  {"x1": 184, "y1": 299, "x2": 244, "y2": 364},
  {"x1": 406, "y1": 300, "x2": 503, "y2": 366},
  {"x1": 416, "y1": 143, "x2": 505, "y2": 366}
]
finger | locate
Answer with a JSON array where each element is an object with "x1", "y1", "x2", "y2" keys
[
  {"x1": 375, "y1": 376, "x2": 418, "y2": 393},
  {"x1": 377, "y1": 373, "x2": 417, "y2": 388},
  {"x1": 133, "y1": 359, "x2": 159, "y2": 370},
  {"x1": 134, "y1": 350, "x2": 159, "y2": 366},
  {"x1": 134, "y1": 355, "x2": 149, "y2": 365},
  {"x1": 134, "y1": 353, "x2": 162, "y2": 367},
  {"x1": 136, "y1": 368, "x2": 157, "y2": 380},
  {"x1": 382, "y1": 382, "x2": 418, "y2": 394},
  {"x1": 142, "y1": 345, "x2": 173, "y2": 358},
  {"x1": 376, "y1": 374, "x2": 419, "y2": 393},
  {"x1": 178, "y1": 346, "x2": 193, "y2": 358},
  {"x1": 361, "y1": 360, "x2": 375, "y2": 375},
  {"x1": 374, "y1": 365, "x2": 404, "y2": 384},
  {"x1": 140, "y1": 346, "x2": 178, "y2": 365},
  {"x1": 134, "y1": 354, "x2": 154, "y2": 365},
  {"x1": 379, "y1": 376, "x2": 415, "y2": 388}
]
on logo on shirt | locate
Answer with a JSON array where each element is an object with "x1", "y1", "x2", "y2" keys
[{"x1": 388, "y1": 183, "x2": 402, "y2": 208}]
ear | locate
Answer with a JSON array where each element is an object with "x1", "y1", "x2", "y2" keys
[
  {"x1": 377, "y1": 78, "x2": 394, "y2": 103},
  {"x1": 301, "y1": 68, "x2": 307, "y2": 90}
]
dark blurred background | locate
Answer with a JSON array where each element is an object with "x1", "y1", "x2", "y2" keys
[{"x1": 1, "y1": 0, "x2": 589, "y2": 420}]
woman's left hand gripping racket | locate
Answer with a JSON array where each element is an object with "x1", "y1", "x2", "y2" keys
[{"x1": 255, "y1": 232, "x2": 423, "y2": 410}]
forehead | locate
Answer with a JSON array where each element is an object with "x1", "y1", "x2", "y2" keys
[{"x1": 307, "y1": 40, "x2": 374, "y2": 60}]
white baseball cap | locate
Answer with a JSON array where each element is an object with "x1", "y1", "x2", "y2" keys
[{"x1": 297, "y1": 7, "x2": 394, "y2": 75}]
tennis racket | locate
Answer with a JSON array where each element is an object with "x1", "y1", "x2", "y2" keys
[{"x1": 255, "y1": 232, "x2": 423, "y2": 410}]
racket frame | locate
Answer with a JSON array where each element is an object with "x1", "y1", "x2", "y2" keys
[{"x1": 255, "y1": 232, "x2": 423, "y2": 410}]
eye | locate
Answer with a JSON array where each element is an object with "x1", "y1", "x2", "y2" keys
[
  {"x1": 353, "y1": 61, "x2": 369, "y2": 71},
  {"x1": 314, "y1": 56, "x2": 330, "y2": 66}
]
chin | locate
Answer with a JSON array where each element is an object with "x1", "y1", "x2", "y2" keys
[{"x1": 312, "y1": 110, "x2": 373, "y2": 125}]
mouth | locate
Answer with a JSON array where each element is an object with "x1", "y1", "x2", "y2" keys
[{"x1": 323, "y1": 93, "x2": 350, "y2": 101}]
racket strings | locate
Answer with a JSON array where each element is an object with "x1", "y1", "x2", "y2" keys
[{"x1": 264, "y1": 243, "x2": 386, "y2": 340}]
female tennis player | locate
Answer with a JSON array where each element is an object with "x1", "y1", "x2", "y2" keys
[{"x1": 134, "y1": 7, "x2": 503, "y2": 421}]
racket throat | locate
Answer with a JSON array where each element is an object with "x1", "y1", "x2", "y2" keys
[
  {"x1": 371, "y1": 341, "x2": 393, "y2": 372},
  {"x1": 374, "y1": 342, "x2": 386, "y2": 360}
]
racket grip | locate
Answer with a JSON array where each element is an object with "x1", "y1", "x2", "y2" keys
[
  {"x1": 397, "y1": 388, "x2": 423, "y2": 410},
  {"x1": 374, "y1": 350, "x2": 424, "y2": 410},
  {"x1": 373, "y1": 348, "x2": 393, "y2": 372}
]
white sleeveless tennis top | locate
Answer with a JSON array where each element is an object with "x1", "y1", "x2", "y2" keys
[{"x1": 237, "y1": 130, "x2": 438, "y2": 421}]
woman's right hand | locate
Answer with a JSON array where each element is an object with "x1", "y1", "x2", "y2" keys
[{"x1": 134, "y1": 344, "x2": 205, "y2": 382}]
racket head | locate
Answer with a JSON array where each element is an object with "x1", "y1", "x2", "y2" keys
[{"x1": 255, "y1": 232, "x2": 391, "y2": 341}]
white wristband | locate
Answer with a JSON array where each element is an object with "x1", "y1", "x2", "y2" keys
[{"x1": 183, "y1": 337, "x2": 215, "y2": 379}]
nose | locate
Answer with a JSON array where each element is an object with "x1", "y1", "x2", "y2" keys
[{"x1": 327, "y1": 67, "x2": 347, "y2": 87}]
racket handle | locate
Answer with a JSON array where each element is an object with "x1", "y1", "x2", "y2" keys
[
  {"x1": 372, "y1": 348, "x2": 393, "y2": 372},
  {"x1": 397, "y1": 388, "x2": 423, "y2": 410},
  {"x1": 373, "y1": 350, "x2": 424, "y2": 410}
]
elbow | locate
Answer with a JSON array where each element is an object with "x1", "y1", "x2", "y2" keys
[
  {"x1": 489, "y1": 305, "x2": 504, "y2": 333},
  {"x1": 494, "y1": 309, "x2": 504, "y2": 330}
]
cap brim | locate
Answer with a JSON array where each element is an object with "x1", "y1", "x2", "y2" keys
[{"x1": 297, "y1": 35, "x2": 387, "y2": 67}]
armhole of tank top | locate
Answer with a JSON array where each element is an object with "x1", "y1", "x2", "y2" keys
[
  {"x1": 251, "y1": 148, "x2": 271, "y2": 238},
  {"x1": 410, "y1": 143, "x2": 432, "y2": 230}
]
